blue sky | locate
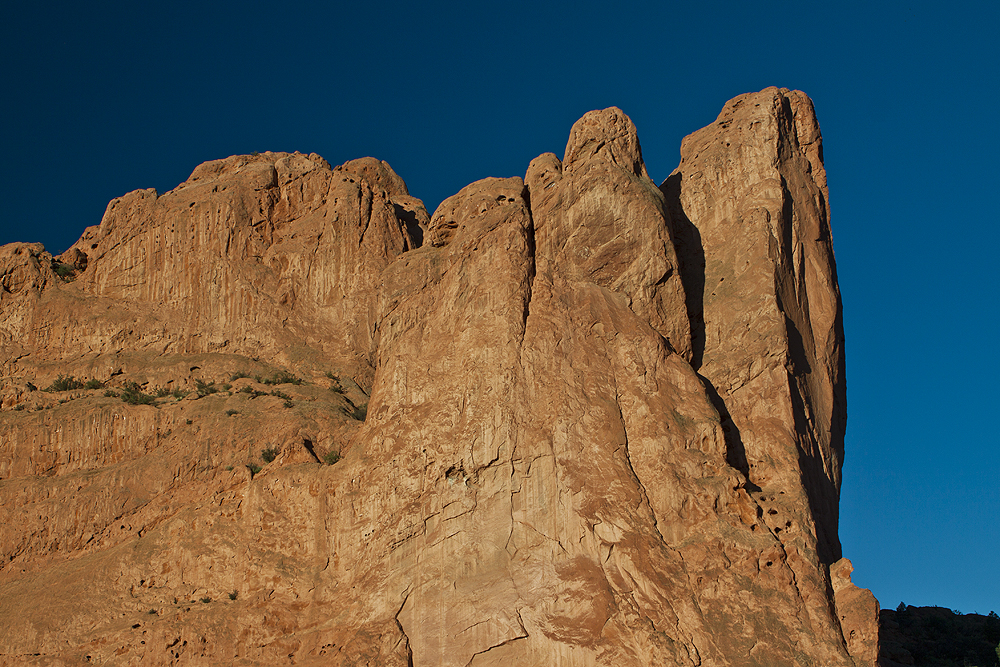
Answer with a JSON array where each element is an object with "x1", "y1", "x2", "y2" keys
[{"x1": 2, "y1": 1, "x2": 997, "y2": 614}]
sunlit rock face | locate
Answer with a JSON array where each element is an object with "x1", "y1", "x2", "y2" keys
[{"x1": 0, "y1": 88, "x2": 877, "y2": 666}]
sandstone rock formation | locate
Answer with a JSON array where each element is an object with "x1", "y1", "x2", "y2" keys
[
  {"x1": 832, "y1": 558, "x2": 880, "y2": 665},
  {"x1": 0, "y1": 88, "x2": 878, "y2": 665}
]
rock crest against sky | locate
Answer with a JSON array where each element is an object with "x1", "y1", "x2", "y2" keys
[{"x1": 0, "y1": 88, "x2": 879, "y2": 666}]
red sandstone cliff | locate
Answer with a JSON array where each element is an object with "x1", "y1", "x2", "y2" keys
[{"x1": 0, "y1": 88, "x2": 878, "y2": 666}]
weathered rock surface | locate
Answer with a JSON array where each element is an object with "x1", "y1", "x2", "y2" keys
[
  {"x1": 1, "y1": 152, "x2": 422, "y2": 388},
  {"x1": 0, "y1": 89, "x2": 877, "y2": 665},
  {"x1": 663, "y1": 84, "x2": 852, "y2": 646},
  {"x1": 831, "y1": 558, "x2": 880, "y2": 666},
  {"x1": 526, "y1": 107, "x2": 691, "y2": 361}
]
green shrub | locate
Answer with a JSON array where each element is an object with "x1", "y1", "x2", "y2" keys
[
  {"x1": 247, "y1": 463, "x2": 261, "y2": 477},
  {"x1": 45, "y1": 374, "x2": 84, "y2": 392},
  {"x1": 200, "y1": 597, "x2": 212, "y2": 604},
  {"x1": 348, "y1": 403, "x2": 367, "y2": 421},
  {"x1": 155, "y1": 387, "x2": 172, "y2": 397},
  {"x1": 228, "y1": 590, "x2": 238, "y2": 601},
  {"x1": 53, "y1": 263, "x2": 74, "y2": 279},
  {"x1": 326, "y1": 372, "x2": 344, "y2": 393},
  {"x1": 283, "y1": 400, "x2": 294, "y2": 409},
  {"x1": 84, "y1": 378, "x2": 103, "y2": 390},
  {"x1": 225, "y1": 409, "x2": 239, "y2": 416},
  {"x1": 229, "y1": 371, "x2": 252, "y2": 381},
  {"x1": 241, "y1": 385, "x2": 267, "y2": 398},
  {"x1": 323, "y1": 450, "x2": 341, "y2": 465},
  {"x1": 195, "y1": 379, "x2": 218, "y2": 397},
  {"x1": 172, "y1": 388, "x2": 188, "y2": 399},
  {"x1": 261, "y1": 447, "x2": 279, "y2": 463},
  {"x1": 119, "y1": 381, "x2": 156, "y2": 406},
  {"x1": 261, "y1": 371, "x2": 302, "y2": 386},
  {"x1": 104, "y1": 389, "x2": 119, "y2": 398},
  {"x1": 270, "y1": 390, "x2": 291, "y2": 400}
]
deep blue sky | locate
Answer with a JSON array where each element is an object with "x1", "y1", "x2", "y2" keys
[{"x1": 2, "y1": 1, "x2": 997, "y2": 615}]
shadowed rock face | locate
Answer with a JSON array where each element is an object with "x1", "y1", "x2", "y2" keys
[
  {"x1": 663, "y1": 87, "x2": 846, "y2": 566},
  {"x1": 0, "y1": 89, "x2": 877, "y2": 666}
]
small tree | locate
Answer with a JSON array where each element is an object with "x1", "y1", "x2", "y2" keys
[
  {"x1": 120, "y1": 381, "x2": 156, "y2": 405},
  {"x1": 195, "y1": 379, "x2": 218, "y2": 397},
  {"x1": 45, "y1": 374, "x2": 84, "y2": 392}
]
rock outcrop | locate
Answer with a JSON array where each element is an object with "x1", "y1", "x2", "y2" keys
[
  {"x1": 0, "y1": 88, "x2": 878, "y2": 666},
  {"x1": 832, "y1": 558, "x2": 881, "y2": 666}
]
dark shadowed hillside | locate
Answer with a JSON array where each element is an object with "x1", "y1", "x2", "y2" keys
[{"x1": 879, "y1": 606, "x2": 1000, "y2": 667}]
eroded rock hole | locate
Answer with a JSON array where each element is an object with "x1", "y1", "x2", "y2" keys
[{"x1": 445, "y1": 464, "x2": 465, "y2": 482}]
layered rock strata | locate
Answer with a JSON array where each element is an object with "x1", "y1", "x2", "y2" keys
[{"x1": 0, "y1": 87, "x2": 877, "y2": 666}]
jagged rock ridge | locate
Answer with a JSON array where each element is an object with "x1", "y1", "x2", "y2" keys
[{"x1": 0, "y1": 87, "x2": 878, "y2": 666}]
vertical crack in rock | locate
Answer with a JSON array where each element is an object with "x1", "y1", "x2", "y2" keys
[
  {"x1": 664, "y1": 166, "x2": 755, "y2": 486},
  {"x1": 394, "y1": 590, "x2": 415, "y2": 667},
  {"x1": 505, "y1": 462, "x2": 518, "y2": 558},
  {"x1": 698, "y1": 373, "x2": 753, "y2": 485},
  {"x1": 355, "y1": 181, "x2": 375, "y2": 249},
  {"x1": 518, "y1": 183, "x2": 537, "y2": 345},
  {"x1": 614, "y1": 392, "x2": 665, "y2": 546},
  {"x1": 461, "y1": 609, "x2": 529, "y2": 667}
]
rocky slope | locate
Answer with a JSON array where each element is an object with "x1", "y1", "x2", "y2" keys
[{"x1": 0, "y1": 87, "x2": 878, "y2": 666}]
